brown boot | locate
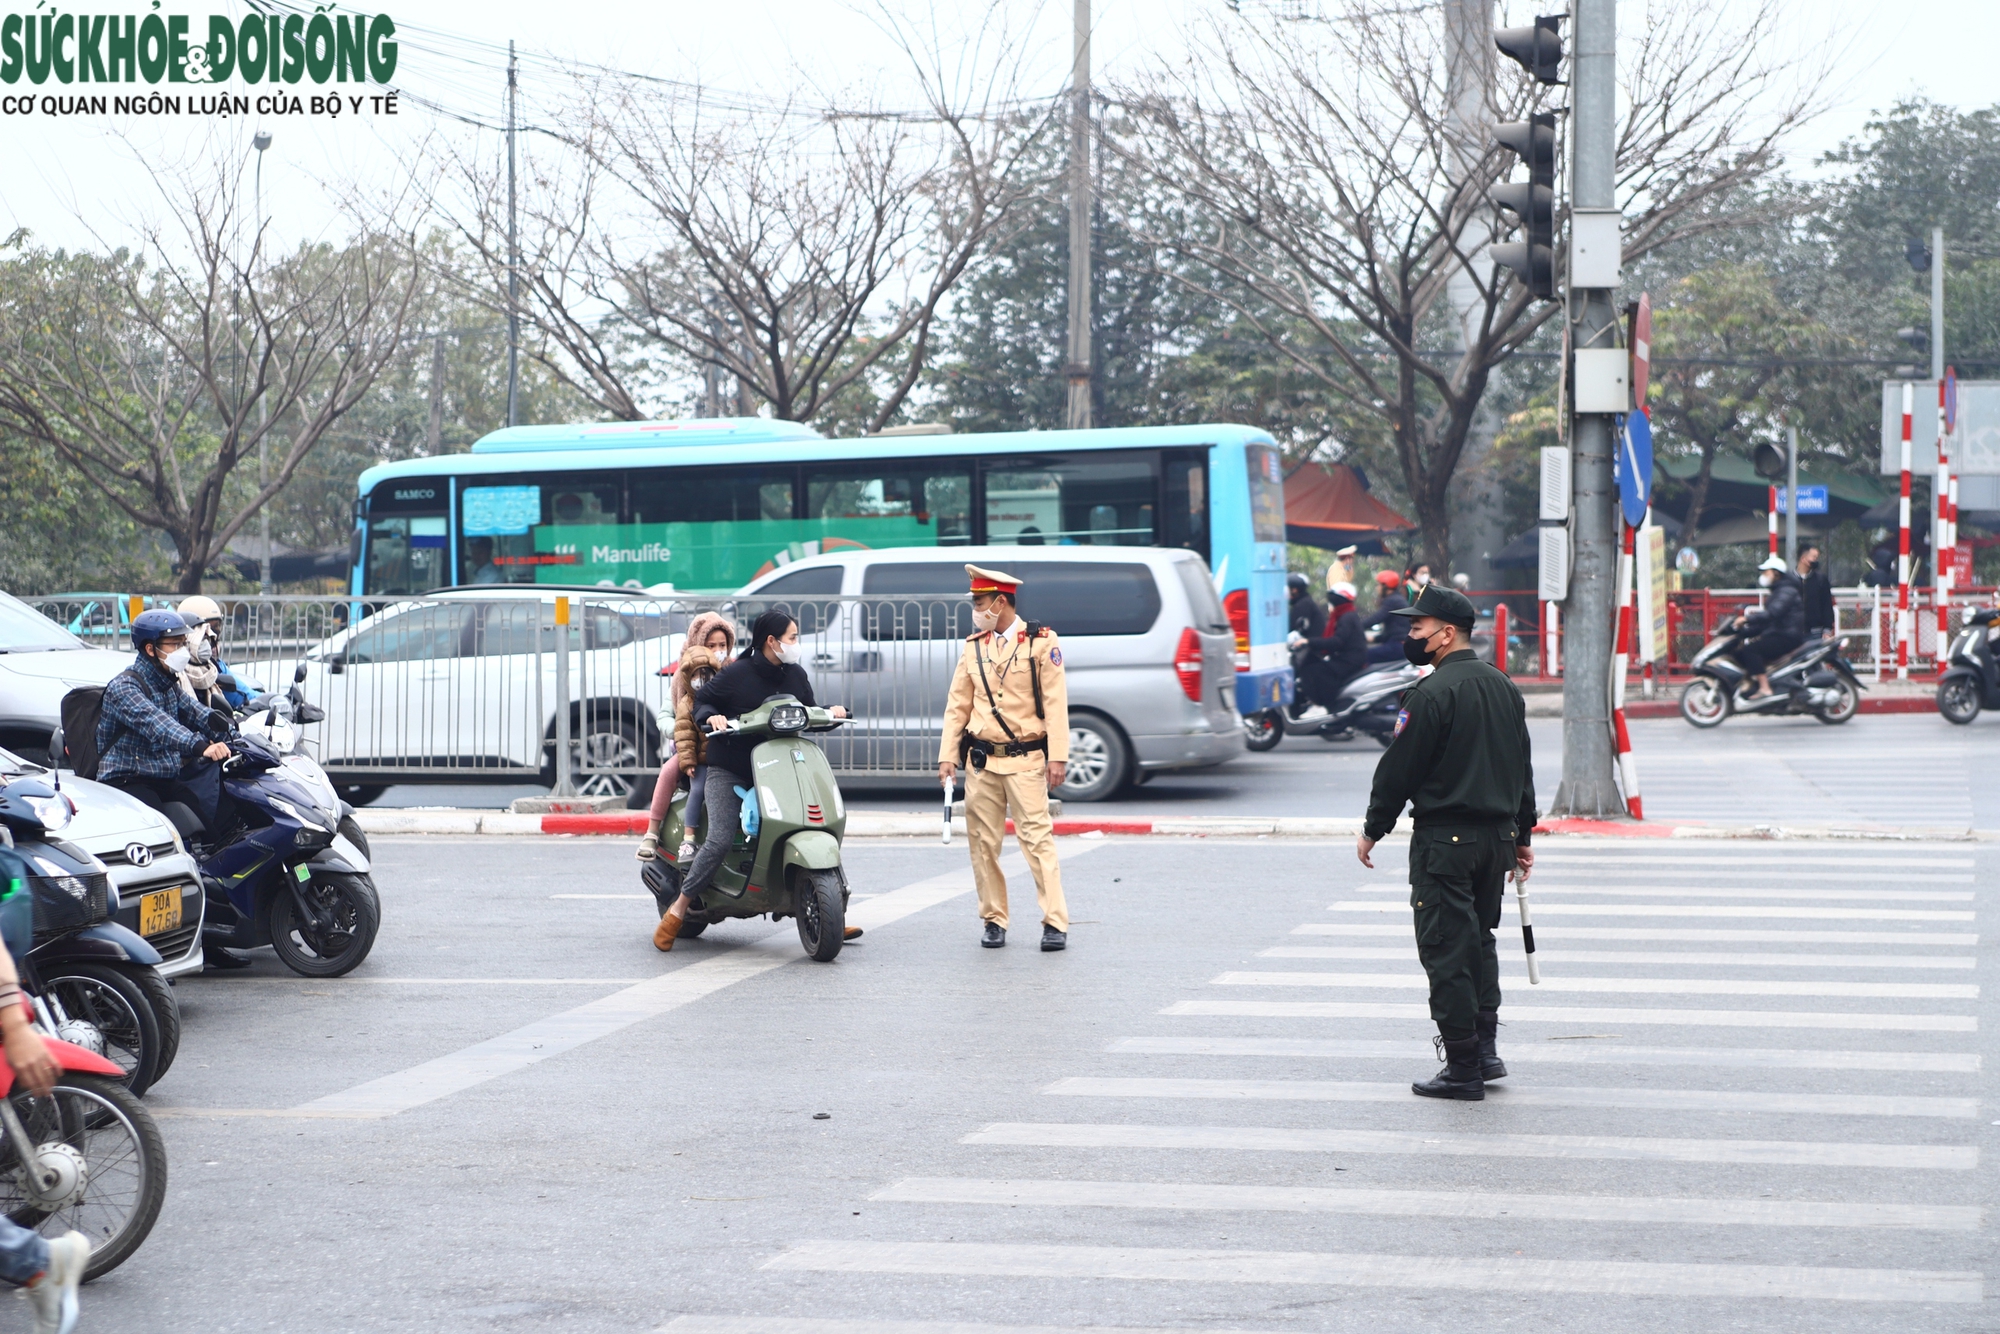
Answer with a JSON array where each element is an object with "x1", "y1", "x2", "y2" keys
[{"x1": 652, "y1": 910, "x2": 684, "y2": 952}]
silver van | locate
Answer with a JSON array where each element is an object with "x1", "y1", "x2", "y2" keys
[{"x1": 737, "y1": 546, "x2": 1244, "y2": 801}]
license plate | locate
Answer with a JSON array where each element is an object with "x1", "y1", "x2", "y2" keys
[{"x1": 139, "y1": 888, "x2": 183, "y2": 937}]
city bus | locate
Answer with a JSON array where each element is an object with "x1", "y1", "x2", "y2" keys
[{"x1": 351, "y1": 418, "x2": 1293, "y2": 714}]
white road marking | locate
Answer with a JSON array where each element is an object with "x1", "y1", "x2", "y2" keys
[
  {"x1": 663, "y1": 1320, "x2": 1282, "y2": 1334},
  {"x1": 291, "y1": 847, "x2": 1097, "y2": 1118},
  {"x1": 551, "y1": 893, "x2": 654, "y2": 899},
  {"x1": 1260, "y1": 946, "x2": 1976, "y2": 969},
  {"x1": 962, "y1": 1121, "x2": 1977, "y2": 1169},
  {"x1": 1526, "y1": 854, "x2": 1973, "y2": 869},
  {"x1": 1163, "y1": 1000, "x2": 1978, "y2": 1032},
  {"x1": 1291, "y1": 924, "x2": 1981, "y2": 944},
  {"x1": 763, "y1": 1239, "x2": 1982, "y2": 1302},
  {"x1": 1107, "y1": 1035, "x2": 1981, "y2": 1073},
  {"x1": 871, "y1": 1177, "x2": 1983, "y2": 1230},
  {"x1": 1211, "y1": 971, "x2": 1980, "y2": 1000},
  {"x1": 1330, "y1": 902, "x2": 1975, "y2": 921},
  {"x1": 1044, "y1": 1076, "x2": 1978, "y2": 1119},
  {"x1": 1353, "y1": 884, "x2": 1972, "y2": 901}
]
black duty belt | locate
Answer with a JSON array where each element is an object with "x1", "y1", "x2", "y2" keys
[{"x1": 965, "y1": 734, "x2": 1049, "y2": 769}]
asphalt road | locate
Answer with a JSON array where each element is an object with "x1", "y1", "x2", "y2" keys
[
  {"x1": 87, "y1": 831, "x2": 1997, "y2": 1332},
  {"x1": 374, "y1": 712, "x2": 2000, "y2": 830}
]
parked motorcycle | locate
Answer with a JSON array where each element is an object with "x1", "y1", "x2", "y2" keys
[
  {"x1": 0, "y1": 775, "x2": 178, "y2": 1095},
  {"x1": 1244, "y1": 661, "x2": 1420, "y2": 751},
  {"x1": 640, "y1": 696, "x2": 851, "y2": 960},
  {"x1": 1680, "y1": 618, "x2": 1865, "y2": 728},
  {"x1": 1937, "y1": 607, "x2": 2000, "y2": 724}
]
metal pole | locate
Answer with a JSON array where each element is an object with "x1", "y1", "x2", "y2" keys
[
  {"x1": 1552, "y1": 0, "x2": 1624, "y2": 818},
  {"x1": 505, "y1": 40, "x2": 521, "y2": 430},
  {"x1": 254, "y1": 133, "x2": 272, "y2": 596},
  {"x1": 1063, "y1": 0, "x2": 1093, "y2": 430},
  {"x1": 1930, "y1": 226, "x2": 1944, "y2": 384},
  {"x1": 1785, "y1": 425, "x2": 1798, "y2": 570},
  {"x1": 553, "y1": 595, "x2": 573, "y2": 795},
  {"x1": 1897, "y1": 381, "x2": 1913, "y2": 680}
]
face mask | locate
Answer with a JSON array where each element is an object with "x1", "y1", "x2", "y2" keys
[
  {"x1": 1759, "y1": 571, "x2": 1776, "y2": 587},
  {"x1": 162, "y1": 647, "x2": 192, "y2": 674},
  {"x1": 1412, "y1": 572, "x2": 1430, "y2": 588},
  {"x1": 777, "y1": 641, "x2": 803, "y2": 666},
  {"x1": 972, "y1": 605, "x2": 1002, "y2": 634}
]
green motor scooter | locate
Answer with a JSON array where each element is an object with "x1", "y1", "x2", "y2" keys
[{"x1": 640, "y1": 696, "x2": 851, "y2": 960}]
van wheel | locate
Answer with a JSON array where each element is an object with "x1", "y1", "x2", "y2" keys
[{"x1": 1060, "y1": 713, "x2": 1130, "y2": 802}]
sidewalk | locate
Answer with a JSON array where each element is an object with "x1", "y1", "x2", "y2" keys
[{"x1": 353, "y1": 808, "x2": 1987, "y2": 842}]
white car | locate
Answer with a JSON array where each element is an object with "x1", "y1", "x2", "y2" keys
[
  {"x1": 0, "y1": 748, "x2": 205, "y2": 978},
  {"x1": 281, "y1": 586, "x2": 681, "y2": 800},
  {"x1": 0, "y1": 590, "x2": 130, "y2": 765}
]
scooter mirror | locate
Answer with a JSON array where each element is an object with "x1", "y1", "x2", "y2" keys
[{"x1": 294, "y1": 664, "x2": 309, "y2": 684}]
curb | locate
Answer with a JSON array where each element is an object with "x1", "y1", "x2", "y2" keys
[
  {"x1": 353, "y1": 809, "x2": 1986, "y2": 842},
  {"x1": 1622, "y1": 696, "x2": 1937, "y2": 721}
]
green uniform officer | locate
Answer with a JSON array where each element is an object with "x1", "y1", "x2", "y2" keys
[{"x1": 1356, "y1": 584, "x2": 1538, "y2": 1101}]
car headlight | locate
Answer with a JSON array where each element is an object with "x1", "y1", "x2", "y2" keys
[
  {"x1": 270, "y1": 798, "x2": 328, "y2": 833},
  {"x1": 24, "y1": 794, "x2": 70, "y2": 832}
]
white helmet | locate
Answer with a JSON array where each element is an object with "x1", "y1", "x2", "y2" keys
[
  {"x1": 178, "y1": 594, "x2": 223, "y2": 623},
  {"x1": 1757, "y1": 555, "x2": 1787, "y2": 573},
  {"x1": 1329, "y1": 581, "x2": 1357, "y2": 601}
]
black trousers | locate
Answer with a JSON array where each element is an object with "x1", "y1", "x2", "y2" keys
[
  {"x1": 1296, "y1": 660, "x2": 1359, "y2": 712},
  {"x1": 105, "y1": 761, "x2": 234, "y2": 841},
  {"x1": 1408, "y1": 823, "x2": 1511, "y2": 1042},
  {"x1": 1738, "y1": 631, "x2": 1803, "y2": 677}
]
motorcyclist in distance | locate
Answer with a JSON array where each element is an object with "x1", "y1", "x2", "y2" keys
[
  {"x1": 1291, "y1": 581, "x2": 1369, "y2": 711},
  {"x1": 95, "y1": 608, "x2": 235, "y2": 841},
  {"x1": 1739, "y1": 555, "x2": 1806, "y2": 699}
]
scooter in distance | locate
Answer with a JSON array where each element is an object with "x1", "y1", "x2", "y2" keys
[
  {"x1": 640, "y1": 696, "x2": 851, "y2": 960},
  {"x1": 1680, "y1": 617, "x2": 1865, "y2": 728},
  {"x1": 1244, "y1": 661, "x2": 1420, "y2": 751},
  {"x1": 1937, "y1": 607, "x2": 2000, "y2": 723}
]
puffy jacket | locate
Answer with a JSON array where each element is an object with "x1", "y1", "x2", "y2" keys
[
  {"x1": 672, "y1": 645, "x2": 724, "y2": 772},
  {"x1": 1305, "y1": 605, "x2": 1369, "y2": 681},
  {"x1": 1288, "y1": 591, "x2": 1324, "y2": 638},
  {"x1": 1748, "y1": 573, "x2": 1805, "y2": 638}
]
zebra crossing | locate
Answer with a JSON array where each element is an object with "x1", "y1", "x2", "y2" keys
[{"x1": 754, "y1": 837, "x2": 1988, "y2": 1325}]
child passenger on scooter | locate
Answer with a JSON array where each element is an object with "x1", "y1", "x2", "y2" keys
[{"x1": 636, "y1": 613, "x2": 736, "y2": 861}]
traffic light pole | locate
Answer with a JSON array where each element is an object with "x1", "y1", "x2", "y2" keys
[{"x1": 1550, "y1": 0, "x2": 1626, "y2": 820}]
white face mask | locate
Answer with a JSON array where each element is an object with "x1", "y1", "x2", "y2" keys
[
  {"x1": 1759, "y1": 571, "x2": 1776, "y2": 587},
  {"x1": 1412, "y1": 572, "x2": 1430, "y2": 588},
  {"x1": 162, "y1": 647, "x2": 192, "y2": 674},
  {"x1": 777, "y1": 640, "x2": 803, "y2": 666},
  {"x1": 971, "y1": 605, "x2": 1002, "y2": 634}
]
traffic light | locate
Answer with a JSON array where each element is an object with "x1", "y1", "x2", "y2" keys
[
  {"x1": 1491, "y1": 113, "x2": 1557, "y2": 301},
  {"x1": 1495, "y1": 15, "x2": 1565, "y2": 84},
  {"x1": 1752, "y1": 440, "x2": 1788, "y2": 481},
  {"x1": 1906, "y1": 236, "x2": 1932, "y2": 273}
]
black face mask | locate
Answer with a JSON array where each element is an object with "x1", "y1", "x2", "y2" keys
[{"x1": 1403, "y1": 634, "x2": 1437, "y2": 666}]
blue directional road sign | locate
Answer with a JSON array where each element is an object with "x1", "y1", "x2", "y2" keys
[{"x1": 1616, "y1": 411, "x2": 1654, "y2": 528}]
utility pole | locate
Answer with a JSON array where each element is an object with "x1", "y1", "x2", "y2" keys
[
  {"x1": 1784, "y1": 424, "x2": 1798, "y2": 571},
  {"x1": 1550, "y1": 0, "x2": 1624, "y2": 818},
  {"x1": 505, "y1": 39, "x2": 521, "y2": 429},
  {"x1": 427, "y1": 336, "x2": 446, "y2": 454},
  {"x1": 1063, "y1": 0, "x2": 1092, "y2": 430},
  {"x1": 253, "y1": 129, "x2": 273, "y2": 596},
  {"x1": 1930, "y1": 225, "x2": 1944, "y2": 383}
]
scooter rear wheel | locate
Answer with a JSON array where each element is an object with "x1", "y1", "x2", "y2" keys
[
  {"x1": 794, "y1": 868, "x2": 845, "y2": 962},
  {"x1": 1814, "y1": 678, "x2": 1860, "y2": 724}
]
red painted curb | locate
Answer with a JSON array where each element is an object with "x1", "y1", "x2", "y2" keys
[
  {"x1": 542, "y1": 812, "x2": 650, "y2": 835},
  {"x1": 1623, "y1": 696, "x2": 1937, "y2": 721},
  {"x1": 1533, "y1": 817, "x2": 1685, "y2": 838},
  {"x1": 1043, "y1": 820, "x2": 1154, "y2": 836}
]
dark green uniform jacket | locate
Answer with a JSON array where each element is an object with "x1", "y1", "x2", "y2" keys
[{"x1": 1363, "y1": 649, "x2": 1538, "y2": 843}]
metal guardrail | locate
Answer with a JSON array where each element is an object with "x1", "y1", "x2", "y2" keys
[{"x1": 27, "y1": 593, "x2": 992, "y2": 795}]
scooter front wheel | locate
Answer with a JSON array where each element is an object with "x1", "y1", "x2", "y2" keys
[
  {"x1": 269, "y1": 870, "x2": 380, "y2": 977},
  {"x1": 0, "y1": 1071, "x2": 167, "y2": 1281},
  {"x1": 1243, "y1": 710, "x2": 1283, "y2": 752},
  {"x1": 1938, "y1": 676, "x2": 1982, "y2": 725},
  {"x1": 1680, "y1": 678, "x2": 1730, "y2": 728},
  {"x1": 794, "y1": 868, "x2": 845, "y2": 962}
]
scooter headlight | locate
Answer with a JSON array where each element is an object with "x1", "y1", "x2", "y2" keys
[{"x1": 770, "y1": 703, "x2": 808, "y2": 733}]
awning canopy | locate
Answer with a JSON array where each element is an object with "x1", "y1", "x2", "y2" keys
[{"x1": 1283, "y1": 462, "x2": 1417, "y2": 552}]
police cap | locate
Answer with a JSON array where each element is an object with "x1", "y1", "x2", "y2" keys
[
  {"x1": 1388, "y1": 584, "x2": 1477, "y2": 629},
  {"x1": 965, "y1": 564, "x2": 1021, "y2": 595}
]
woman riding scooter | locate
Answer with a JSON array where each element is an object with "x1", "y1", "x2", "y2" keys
[
  {"x1": 1739, "y1": 555, "x2": 1805, "y2": 699},
  {"x1": 650, "y1": 611, "x2": 850, "y2": 952},
  {"x1": 1292, "y1": 581, "x2": 1368, "y2": 713}
]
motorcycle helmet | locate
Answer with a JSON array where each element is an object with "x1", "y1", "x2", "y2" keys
[
  {"x1": 1287, "y1": 572, "x2": 1310, "y2": 598},
  {"x1": 178, "y1": 594, "x2": 223, "y2": 624},
  {"x1": 1329, "y1": 581, "x2": 1357, "y2": 603},
  {"x1": 1374, "y1": 570, "x2": 1401, "y2": 590},
  {"x1": 129, "y1": 608, "x2": 191, "y2": 656}
]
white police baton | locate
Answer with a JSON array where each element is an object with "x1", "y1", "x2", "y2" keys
[{"x1": 1512, "y1": 866, "x2": 1540, "y2": 984}]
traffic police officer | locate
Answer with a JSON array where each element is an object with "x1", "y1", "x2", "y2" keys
[
  {"x1": 938, "y1": 565, "x2": 1071, "y2": 952},
  {"x1": 1356, "y1": 584, "x2": 1537, "y2": 1100}
]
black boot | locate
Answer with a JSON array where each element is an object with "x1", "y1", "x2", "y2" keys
[
  {"x1": 1412, "y1": 1036, "x2": 1484, "y2": 1100},
  {"x1": 982, "y1": 922, "x2": 1006, "y2": 949},
  {"x1": 1476, "y1": 1010, "x2": 1507, "y2": 1081}
]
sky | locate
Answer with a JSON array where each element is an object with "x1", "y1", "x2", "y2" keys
[{"x1": 0, "y1": 0, "x2": 1993, "y2": 255}]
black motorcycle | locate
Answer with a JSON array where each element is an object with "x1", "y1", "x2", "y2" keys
[
  {"x1": 0, "y1": 775, "x2": 178, "y2": 1096},
  {"x1": 1937, "y1": 607, "x2": 2000, "y2": 724},
  {"x1": 1680, "y1": 617, "x2": 1865, "y2": 728}
]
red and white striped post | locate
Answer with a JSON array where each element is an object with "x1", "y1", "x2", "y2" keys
[
  {"x1": 1610, "y1": 519, "x2": 1642, "y2": 819},
  {"x1": 1493, "y1": 601, "x2": 1510, "y2": 673},
  {"x1": 1767, "y1": 485, "x2": 1779, "y2": 556},
  {"x1": 1937, "y1": 376, "x2": 1952, "y2": 659},
  {"x1": 1541, "y1": 601, "x2": 1560, "y2": 679},
  {"x1": 1897, "y1": 381, "x2": 1913, "y2": 679}
]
